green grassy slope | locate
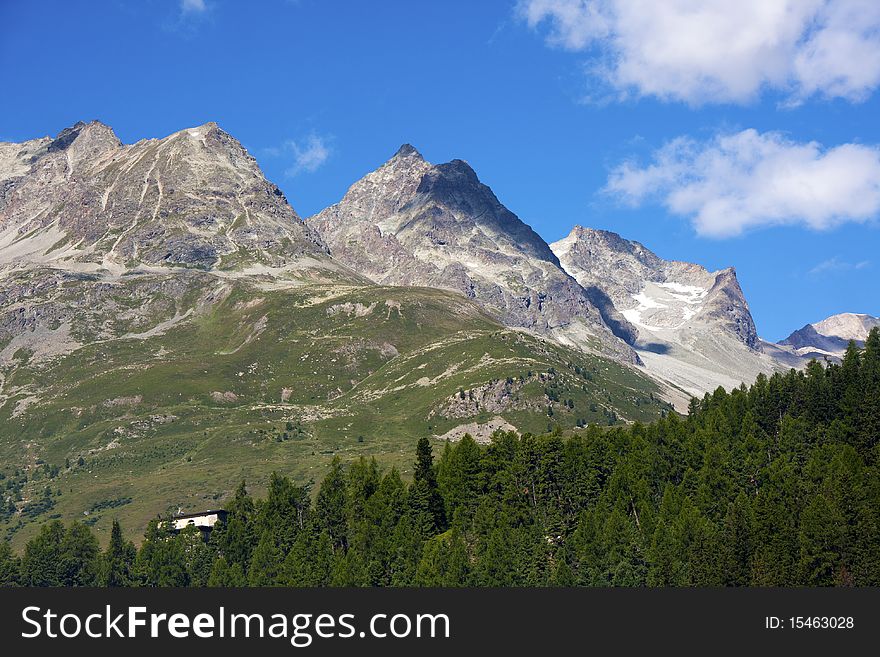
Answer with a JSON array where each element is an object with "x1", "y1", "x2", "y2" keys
[{"x1": 0, "y1": 277, "x2": 670, "y2": 547}]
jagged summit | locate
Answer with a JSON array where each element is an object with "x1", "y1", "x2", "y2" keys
[
  {"x1": 392, "y1": 143, "x2": 422, "y2": 159},
  {"x1": 307, "y1": 147, "x2": 638, "y2": 363},
  {"x1": 0, "y1": 121, "x2": 333, "y2": 275},
  {"x1": 425, "y1": 158, "x2": 482, "y2": 187},
  {"x1": 814, "y1": 313, "x2": 879, "y2": 341},
  {"x1": 45, "y1": 120, "x2": 120, "y2": 154},
  {"x1": 1, "y1": 121, "x2": 124, "y2": 177},
  {"x1": 551, "y1": 224, "x2": 772, "y2": 402},
  {"x1": 552, "y1": 225, "x2": 756, "y2": 344}
]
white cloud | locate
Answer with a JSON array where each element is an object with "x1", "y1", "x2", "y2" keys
[
  {"x1": 518, "y1": 0, "x2": 880, "y2": 104},
  {"x1": 265, "y1": 135, "x2": 331, "y2": 177},
  {"x1": 606, "y1": 129, "x2": 880, "y2": 237},
  {"x1": 809, "y1": 257, "x2": 871, "y2": 275},
  {"x1": 181, "y1": 0, "x2": 207, "y2": 13}
]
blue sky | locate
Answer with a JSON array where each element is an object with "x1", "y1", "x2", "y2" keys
[{"x1": 1, "y1": 0, "x2": 878, "y2": 340}]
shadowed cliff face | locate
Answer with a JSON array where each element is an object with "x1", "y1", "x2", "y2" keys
[
  {"x1": 306, "y1": 146, "x2": 638, "y2": 363},
  {"x1": 0, "y1": 121, "x2": 330, "y2": 274}
]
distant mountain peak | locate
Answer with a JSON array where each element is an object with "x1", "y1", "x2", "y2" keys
[
  {"x1": 392, "y1": 143, "x2": 422, "y2": 159},
  {"x1": 45, "y1": 120, "x2": 121, "y2": 157},
  {"x1": 782, "y1": 312, "x2": 880, "y2": 357},
  {"x1": 179, "y1": 121, "x2": 220, "y2": 137}
]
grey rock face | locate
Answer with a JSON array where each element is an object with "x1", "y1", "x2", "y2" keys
[
  {"x1": 0, "y1": 121, "x2": 330, "y2": 274},
  {"x1": 702, "y1": 268, "x2": 759, "y2": 350},
  {"x1": 307, "y1": 146, "x2": 637, "y2": 362},
  {"x1": 551, "y1": 226, "x2": 774, "y2": 404},
  {"x1": 0, "y1": 121, "x2": 363, "y2": 387},
  {"x1": 551, "y1": 226, "x2": 758, "y2": 350},
  {"x1": 781, "y1": 313, "x2": 880, "y2": 357}
]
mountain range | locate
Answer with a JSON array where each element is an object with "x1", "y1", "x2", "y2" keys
[{"x1": 0, "y1": 121, "x2": 875, "y2": 544}]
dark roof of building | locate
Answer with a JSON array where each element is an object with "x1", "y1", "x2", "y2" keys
[{"x1": 170, "y1": 509, "x2": 227, "y2": 521}]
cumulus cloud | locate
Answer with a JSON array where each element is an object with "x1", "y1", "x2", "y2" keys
[
  {"x1": 605, "y1": 129, "x2": 880, "y2": 237},
  {"x1": 518, "y1": 0, "x2": 880, "y2": 104},
  {"x1": 809, "y1": 257, "x2": 871, "y2": 275}
]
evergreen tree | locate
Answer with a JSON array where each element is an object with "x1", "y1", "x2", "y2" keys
[
  {"x1": 283, "y1": 524, "x2": 333, "y2": 586},
  {"x1": 719, "y1": 494, "x2": 754, "y2": 586},
  {"x1": 346, "y1": 457, "x2": 381, "y2": 533},
  {"x1": 551, "y1": 552, "x2": 576, "y2": 587},
  {"x1": 329, "y1": 548, "x2": 369, "y2": 587},
  {"x1": 135, "y1": 520, "x2": 189, "y2": 587},
  {"x1": 857, "y1": 328, "x2": 880, "y2": 450},
  {"x1": 207, "y1": 557, "x2": 246, "y2": 586},
  {"x1": 180, "y1": 526, "x2": 216, "y2": 587},
  {"x1": 254, "y1": 473, "x2": 311, "y2": 552},
  {"x1": 437, "y1": 435, "x2": 482, "y2": 527},
  {"x1": 59, "y1": 522, "x2": 99, "y2": 586},
  {"x1": 798, "y1": 494, "x2": 844, "y2": 586},
  {"x1": 316, "y1": 457, "x2": 348, "y2": 550},
  {"x1": 385, "y1": 513, "x2": 423, "y2": 586},
  {"x1": 750, "y1": 458, "x2": 799, "y2": 586},
  {"x1": 247, "y1": 532, "x2": 283, "y2": 586},
  {"x1": 20, "y1": 520, "x2": 65, "y2": 586},
  {"x1": 218, "y1": 480, "x2": 255, "y2": 573},
  {"x1": 414, "y1": 436, "x2": 446, "y2": 532},
  {"x1": 473, "y1": 525, "x2": 519, "y2": 586},
  {"x1": 358, "y1": 469, "x2": 407, "y2": 585},
  {"x1": 101, "y1": 519, "x2": 136, "y2": 587},
  {"x1": 0, "y1": 540, "x2": 20, "y2": 586},
  {"x1": 415, "y1": 529, "x2": 469, "y2": 587},
  {"x1": 599, "y1": 508, "x2": 646, "y2": 586}
]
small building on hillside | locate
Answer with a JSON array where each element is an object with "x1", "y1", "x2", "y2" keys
[{"x1": 167, "y1": 509, "x2": 228, "y2": 534}]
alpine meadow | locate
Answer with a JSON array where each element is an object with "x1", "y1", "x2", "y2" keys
[{"x1": 2, "y1": 332, "x2": 878, "y2": 587}]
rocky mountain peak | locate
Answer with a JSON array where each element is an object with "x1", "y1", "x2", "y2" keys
[
  {"x1": 392, "y1": 143, "x2": 423, "y2": 159},
  {"x1": 176, "y1": 121, "x2": 232, "y2": 145},
  {"x1": 703, "y1": 267, "x2": 758, "y2": 349},
  {"x1": 557, "y1": 226, "x2": 664, "y2": 272},
  {"x1": 37, "y1": 120, "x2": 123, "y2": 171},
  {"x1": 46, "y1": 120, "x2": 119, "y2": 153},
  {"x1": 434, "y1": 158, "x2": 478, "y2": 177},
  {"x1": 379, "y1": 144, "x2": 427, "y2": 178},
  {"x1": 555, "y1": 226, "x2": 759, "y2": 344},
  {"x1": 781, "y1": 312, "x2": 880, "y2": 357},
  {"x1": 0, "y1": 122, "x2": 332, "y2": 275},
  {"x1": 550, "y1": 224, "x2": 766, "y2": 399},
  {"x1": 307, "y1": 148, "x2": 638, "y2": 363},
  {"x1": 813, "y1": 313, "x2": 880, "y2": 341},
  {"x1": 165, "y1": 122, "x2": 257, "y2": 167}
]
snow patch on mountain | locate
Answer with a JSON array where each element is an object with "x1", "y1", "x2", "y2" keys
[
  {"x1": 550, "y1": 226, "x2": 796, "y2": 406},
  {"x1": 619, "y1": 281, "x2": 710, "y2": 332}
]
